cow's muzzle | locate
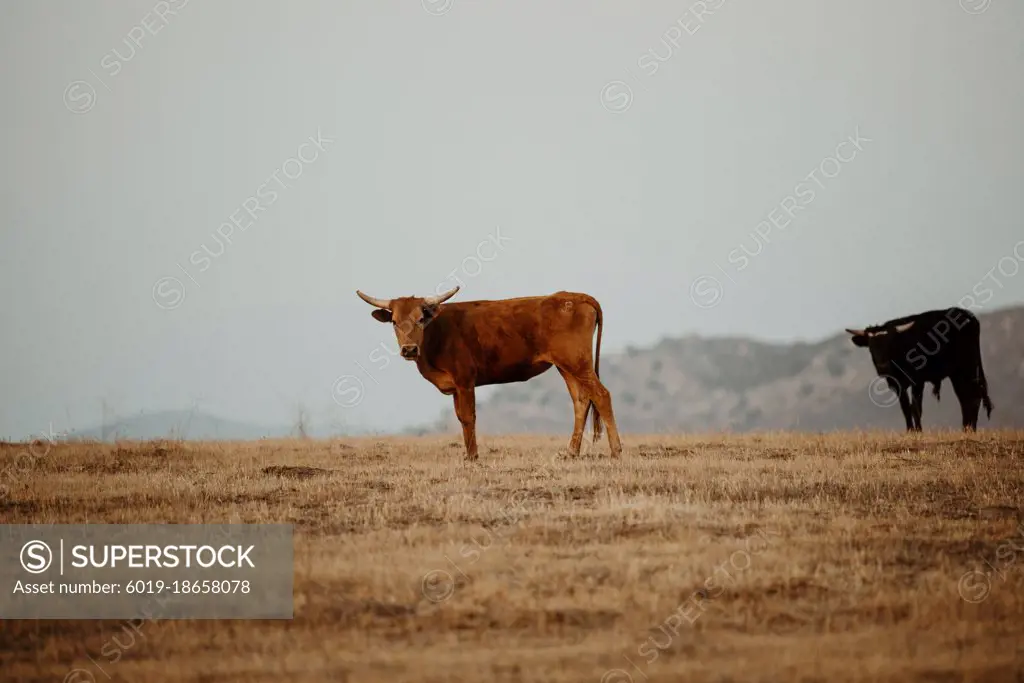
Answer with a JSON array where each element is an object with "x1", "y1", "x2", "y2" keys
[{"x1": 400, "y1": 345, "x2": 419, "y2": 360}]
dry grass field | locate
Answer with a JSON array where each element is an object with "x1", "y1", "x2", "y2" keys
[{"x1": 2, "y1": 430, "x2": 1024, "y2": 682}]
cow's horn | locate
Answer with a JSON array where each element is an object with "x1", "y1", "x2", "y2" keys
[
  {"x1": 894, "y1": 321, "x2": 914, "y2": 333},
  {"x1": 424, "y1": 285, "x2": 460, "y2": 306},
  {"x1": 356, "y1": 290, "x2": 392, "y2": 309},
  {"x1": 845, "y1": 328, "x2": 866, "y2": 336}
]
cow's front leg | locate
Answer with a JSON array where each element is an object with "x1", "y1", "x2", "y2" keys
[
  {"x1": 453, "y1": 387, "x2": 478, "y2": 461},
  {"x1": 910, "y1": 383, "x2": 924, "y2": 432},
  {"x1": 896, "y1": 385, "x2": 915, "y2": 432}
]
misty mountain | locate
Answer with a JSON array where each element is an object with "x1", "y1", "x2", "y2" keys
[
  {"x1": 39, "y1": 410, "x2": 426, "y2": 443},
  {"x1": 57, "y1": 410, "x2": 292, "y2": 442},
  {"x1": 431, "y1": 305, "x2": 1024, "y2": 435}
]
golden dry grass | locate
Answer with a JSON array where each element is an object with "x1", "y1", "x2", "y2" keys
[{"x1": 2, "y1": 430, "x2": 1024, "y2": 682}]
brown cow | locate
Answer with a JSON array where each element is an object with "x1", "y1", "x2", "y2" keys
[{"x1": 355, "y1": 286, "x2": 622, "y2": 461}]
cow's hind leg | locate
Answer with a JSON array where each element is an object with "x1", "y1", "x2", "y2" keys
[
  {"x1": 573, "y1": 371, "x2": 622, "y2": 458},
  {"x1": 453, "y1": 387, "x2": 479, "y2": 460},
  {"x1": 951, "y1": 375, "x2": 981, "y2": 432},
  {"x1": 557, "y1": 367, "x2": 588, "y2": 457}
]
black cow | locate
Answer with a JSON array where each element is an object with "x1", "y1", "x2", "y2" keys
[{"x1": 846, "y1": 307, "x2": 993, "y2": 432}]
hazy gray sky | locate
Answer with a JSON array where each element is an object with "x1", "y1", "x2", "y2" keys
[{"x1": 2, "y1": 0, "x2": 1023, "y2": 438}]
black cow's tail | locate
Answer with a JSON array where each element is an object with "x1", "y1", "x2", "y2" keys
[{"x1": 977, "y1": 341, "x2": 994, "y2": 420}]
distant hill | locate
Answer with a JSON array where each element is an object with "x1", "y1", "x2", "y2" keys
[
  {"x1": 65, "y1": 410, "x2": 291, "y2": 442},
  {"x1": 430, "y1": 305, "x2": 1024, "y2": 435},
  {"x1": 7, "y1": 409, "x2": 420, "y2": 444}
]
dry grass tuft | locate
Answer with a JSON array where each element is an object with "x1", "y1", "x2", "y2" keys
[{"x1": 2, "y1": 431, "x2": 1024, "y2": 682}]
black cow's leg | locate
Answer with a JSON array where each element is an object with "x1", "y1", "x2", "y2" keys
[
  {"x1": 453, "y1": 387, "x2": 478, "y2": 460},
  {"x1": 896, "y1": 385, "x2": 915, "y2": 432},
  {"x1": 950, "y1": 375, "x2": 981, "y2": 432},
  {"x1": 911, "y1": 384, "x2": 924, "y2": 432},
  {"x1": 557, "y1": 367, "x2": 587, "y2": 457},
  {"x1": 967, "y1": 384, "x2": 982, "y2": 432}
]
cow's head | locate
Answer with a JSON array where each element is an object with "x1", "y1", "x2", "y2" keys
[
  {"x1": 355, "y1": 286, "x2": 461, "y2": 360},
  {"x1": 845, "y1": 321, "x2": 915, "y2": 370}
]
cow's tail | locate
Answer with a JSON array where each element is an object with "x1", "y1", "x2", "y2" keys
[
  {"x1": 977, "y1": 340, "x2": 994, "y2": 420},
  {"x1": 576, "y1": 294, "x2": 604, "y2": 443}
]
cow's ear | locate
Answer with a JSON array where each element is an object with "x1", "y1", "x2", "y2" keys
[
  {"x1": 421, "y1": 304, "x2": 440, "y2": 322},
  {"x1": 371, "y1": 309, "x2": 392, "y2": 323},
  {"x1": 845, "y1": 329, "x2": 869, "y2": 347}
]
